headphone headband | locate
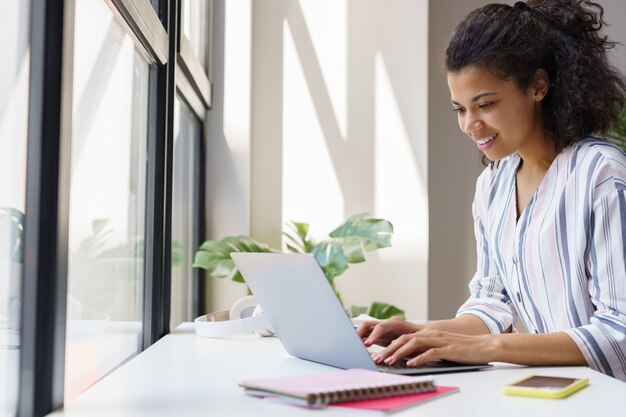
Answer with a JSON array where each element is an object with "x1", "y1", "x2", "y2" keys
[{"x1": 193, "y1": 295, "x2": 275, "y2": 338}]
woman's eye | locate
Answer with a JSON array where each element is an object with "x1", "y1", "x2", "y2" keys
[
  {"x1": 452, "y1": 107, "x2": 465, "y2": 114},
  {"x1": 479, "y1": 102, "x2": 494, "y2": 110}
]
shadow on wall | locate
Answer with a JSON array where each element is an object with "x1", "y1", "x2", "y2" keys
[
  {"x1": 206, "y1": 0, "x2": 485, "y2": 319},
  {"x1": 249, "y1": 0, "x2": 432, "y2": 320}
]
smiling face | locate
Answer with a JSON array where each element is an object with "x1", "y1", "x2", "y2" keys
[{"x1": 447, "y1": 65, "x2": 548, "y2": 162}]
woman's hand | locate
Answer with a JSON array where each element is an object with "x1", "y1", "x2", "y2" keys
[
  {"x1": 372, "y1": 328, "x2": 497, "y2": 366},
  {"x1": 356, "y1": 316, "x2": 426, "y2": 347}
]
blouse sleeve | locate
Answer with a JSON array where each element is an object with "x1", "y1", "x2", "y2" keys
[
  {"x1": 564, "y1": 188, "x2": 626, "y2": 380},
  {"x1": 456, "y1": 176, "x2": 515, "y2": 334}
]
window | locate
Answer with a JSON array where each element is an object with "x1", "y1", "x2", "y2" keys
[
  {"x1": 170, "y1": 98, "x2": 202, "y2": 329},
  {"x1": 171, "y1": 0, "x2": 211, "y2": 327},
  {"x1": 178, "y1": 0, "x2": 212, "y2": 109},
  {"x1": 14, "y1": 0, "x2": 211, "y2": 414},
  {"x1": 0, "y1": 1, "x2": 30, "y2": 415},
  {"x1": 182, "y1": 0, "x2": 212, "y2": 74},
  {"x1": 65, "y1": 0, "x2": 149, "y2": 400}
]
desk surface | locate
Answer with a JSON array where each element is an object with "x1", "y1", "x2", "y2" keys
[{"x1": 50, "y1": 323, "x2": 626, "y2": 417}]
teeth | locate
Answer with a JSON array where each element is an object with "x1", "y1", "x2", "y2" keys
[{"x1": 477, "y1": 134, "x2": 497, "y2": 145}]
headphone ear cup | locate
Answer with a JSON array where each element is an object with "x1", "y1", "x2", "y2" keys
[
  {"x1": 228, "y1": 295, "x2": 275, "y2": 337},
  {"x1": 228, "y1": 295, "x2": 258, "y2": 321}
]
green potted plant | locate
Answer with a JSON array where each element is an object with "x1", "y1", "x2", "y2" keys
[{"x1": 193, "y1": 213, "x2": 405, "y2": 319}]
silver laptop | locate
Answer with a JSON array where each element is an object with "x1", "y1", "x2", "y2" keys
[{"x1": 231, "y1": 252, "x2": 490, "y2": 375}]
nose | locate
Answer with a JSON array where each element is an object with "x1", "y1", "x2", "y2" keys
[{"x1": 462, "y1": 111, "x2": 484, "y2": 135}]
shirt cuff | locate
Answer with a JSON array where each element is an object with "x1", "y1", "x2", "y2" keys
[
  {"x1": 456, "y1": 307, "x2": 508, "y2": 334},
  {"x1": 564, "y1": 324, "x2": 626, "y2": 381}
]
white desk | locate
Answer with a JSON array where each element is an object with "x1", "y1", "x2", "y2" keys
[{"x1": 49, "y1": 323, "x2": 626, "y2": 417}]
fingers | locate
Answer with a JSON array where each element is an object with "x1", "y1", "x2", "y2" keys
[
  {"x1": 364, "y1": 322, "x2": 390, "y2": 347},
  {"x1": 375, "y1": 329, "x2": 445, "y2": 366},
  {"x1": 356, "y1": 321, "x2": 379, "y2": 338},
  {"x1": 371, "y1": 333, "x2": 414, "y2": 363},
  {"x1": 361, "y1": 317, "x2": 417, "y2": 347},
  {"x1": 407, "y1": 348, "x2": 443, "y2": 367}
]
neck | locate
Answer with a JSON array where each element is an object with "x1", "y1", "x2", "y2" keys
[{"x1": 517, "y1": 133, "x2": 558, "y2": 175}]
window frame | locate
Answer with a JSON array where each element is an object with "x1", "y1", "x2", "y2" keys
[
  {"x1": 19, "y1": 1, "x2": 76, "y2": 415},
  {"x1": 177, "y1": 0, "x2": 213, "y2": 109},
  {"x1": 171, "y1": 93, "x2": 206, "y2": 324},
  {"x1": 174, "y1": 0, "x2": 211, "y2": 319},
  {"x1": 17, "y1": 0, "x2": 211, "y2": 415}
]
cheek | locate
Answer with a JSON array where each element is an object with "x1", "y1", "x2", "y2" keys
[
  {"x1": 507, "y1": 98, "x2": 537, "y2": 127},
  {"x1": 456, "y1": 115, "x2": 466, "y2": 132}
]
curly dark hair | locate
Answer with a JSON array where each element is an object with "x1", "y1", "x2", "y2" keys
[{"x1": 445, "y1": 0, "x2": 626, "y2": 151}]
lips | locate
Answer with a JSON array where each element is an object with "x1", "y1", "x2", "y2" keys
[{"x1": 475, "y1": 133, "x2": 497, "y2": 145}]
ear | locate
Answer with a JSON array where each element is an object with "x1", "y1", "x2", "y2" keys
[{"x1": 530, "y1": 68, "x2": 549, "y2": 101}]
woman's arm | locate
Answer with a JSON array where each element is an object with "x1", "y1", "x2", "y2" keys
[
  {"x1": 491, "y1": 332, "x2": 586, "y2": 366},
  {"x1": 428, "y1": 314, "x2": 494, "y2": 335}
]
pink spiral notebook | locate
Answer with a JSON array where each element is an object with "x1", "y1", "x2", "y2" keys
[
  {"x1": 332, "y1": 386, "x2": 459, "y2": 412},
  {"x1": 240, "y1": 368, "x2": 458, "y2": 410}
]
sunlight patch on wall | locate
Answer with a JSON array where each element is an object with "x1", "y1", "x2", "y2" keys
[
  {"x1": 224, "y1": 0, "x2": 251, "y2": 156},
  {"x1": 282, "y1": 20, "x2": 344, "y2": 241},
  {"x1": 297, "y1": 0, "x2": 347, "y2": 141},
  {"x1": 374, "y1": 52, "x2": 428, "y2": 259}
]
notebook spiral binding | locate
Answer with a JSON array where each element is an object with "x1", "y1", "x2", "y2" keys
[{"x1": 309, "y1": 380, "x2": 436, "y2": 407}]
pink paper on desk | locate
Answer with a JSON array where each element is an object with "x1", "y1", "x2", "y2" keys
[{"x1": 333, "y1": 386, "x2": 459, "y2": 412}]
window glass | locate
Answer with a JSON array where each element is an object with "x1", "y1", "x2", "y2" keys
[
  {"x1": 65, "y1": 0, "x2": 149, "y2": 401},
  {"x1": 0, "y1": 1, "x2": 30, "y2": 415},
  {"x1": 171, "y1": 98, "x2": 201, "y2": 329},
  {"x1": 183, "y1": 0, "x2": 210, "y2": 73}
]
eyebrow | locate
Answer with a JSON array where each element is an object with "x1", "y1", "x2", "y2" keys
[{"x1": 451, "y1": 92, "x2": 498, "y2": 106}]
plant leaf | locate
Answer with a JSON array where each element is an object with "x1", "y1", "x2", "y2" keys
[
  {"x1": 310, "y1": 213, "x2": 393, "y2": 281},
  {"x1": 350, "y1": 305, "x2": 368, "y2": 318},
  {"x1": 285, "y1": 243, "x2": 301, "y2": 253},
  {"x1": 311, "y1": 241, "x2": 348, "y2": 282},
  {"x1": 193, "y1": 236, "x2": 276, "y2": 282},
  {"x1": 368, "y1": 302, "x2": 405, "y2": 320},
  {"x1": 329, "y1": 213, "x2": 393, "y2": 248},
  {"x1": 283, "y1": 221, "x2": 315, "y2": 253}
]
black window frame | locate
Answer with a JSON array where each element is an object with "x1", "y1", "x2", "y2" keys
[
  {"x1": 16, "y1": 0, "x2": 211, "y2": 415},
  {"x1": 174, "y1": 0, "x2": 211, "y2": 319}
]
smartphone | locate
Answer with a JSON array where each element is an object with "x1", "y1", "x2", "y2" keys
[{"x1": 502, "y1": 375, "x2": 589, "y2": 399}]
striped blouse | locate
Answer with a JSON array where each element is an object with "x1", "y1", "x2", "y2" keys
[{"x1": 456, "y1": 138, "x2": 626, "y2": 381}]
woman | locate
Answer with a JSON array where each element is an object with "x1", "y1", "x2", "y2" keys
[{"x1": 358, "y1": 0, "x2": 626, "y2": 380}]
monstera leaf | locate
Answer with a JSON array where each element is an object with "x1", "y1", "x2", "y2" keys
[
  {"x1": 311, "y1": 213, "x2": 393, "y2": 282},
  {"x1": 283, "y1": 221, "x2": 316, "y2": 254},
  {"x1": 193, "y1": 236, "x2": 275, "y2": 283}
]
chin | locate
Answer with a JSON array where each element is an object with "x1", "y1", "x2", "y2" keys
[{"x1": 484, "y1": 146, "x2": 515, "y2": 162}]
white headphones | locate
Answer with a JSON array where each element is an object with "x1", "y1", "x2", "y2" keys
[{"x1": 194, "y1": 295, "x2": 276, "y2": 338}]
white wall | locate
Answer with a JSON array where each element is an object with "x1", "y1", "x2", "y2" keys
[
  {"x1": 602, "y1": 0, "x2": 626, "y2": 71},
  {"x1": 204, "y1": 0, "x2": 253, "y2": 311},
  {"x1": 205, "y1": 0, "x2": 626, "y2": 319},
  {"x1": 207, "y1": 0, "x2": 430, "y2": 319},
  {"x1": 253, "y1": 0, "x2": 429, "y2": 319},
  {"x1": 427, "y1": 0, "x2": 487, "y2": 319}
]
